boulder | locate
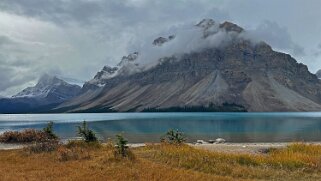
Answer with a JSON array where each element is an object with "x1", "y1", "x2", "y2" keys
[
  {"x1": 215, "y1": 138, "x2": 226, "y2": 144},
  {"x1": 196, "y1": 140, "x2": 208, "y2": 144},
  {"x1": 208, "y1": 140, "x2": 215, "y2": 144}
]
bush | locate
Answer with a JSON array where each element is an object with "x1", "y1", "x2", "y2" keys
[
  {"x1": 161, "y1": 129, "x2": 186, "y2": 144},
  {"x1": 115, "y1": 134, "x2": 129, "y2": 158},
  {"x1": 0, "y1": 122, "x2": 58, "y2": 143},
  {"x1": 24, "y1": 139, "x2": 60, "y2": 154},
  {"x1": 43, "y1": 121, "x2": 58, "y2": 139},
  {"x1": 77, "y1": 121, "x2": 97, "y2": 142},
  {"x1": 56, "y1": 146, "x2": 91, "y2": 162},
  {"x1": 0, "y1": 129, "x2": 51, "y2": 143}
]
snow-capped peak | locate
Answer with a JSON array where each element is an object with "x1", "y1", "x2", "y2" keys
[{"x1": 12, "y1": 74, "x2": 80, "y2": 98}]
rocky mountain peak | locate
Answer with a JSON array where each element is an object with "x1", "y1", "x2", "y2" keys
[
  {"x1": 219, "y1": 21, "x2": 244, "y2": 33},
  {"x1": 196, "y1": 19, "x2": 216, "y2": 29},
  {"x1": 153, "y1": 37, "x2": 168, "y2": 46},
  {"x1": 196, "y1": 19, "x2": 244, "y2": 39},
  {"x1": 118, "y1": 52, "x2": 139, "y2": 66},
  {"x1": 152, "y1": 35, "x2": 175, "y2": 46},
  {"x1": 87, "y1": 66, "x2": 119, "y2": 87},
  {"x1": 94, "y1": 66, "x2": 118, "y2": 80}
]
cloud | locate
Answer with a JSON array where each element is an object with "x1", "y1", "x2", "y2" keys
[
  {"x1": 314, "y1": 43, "x2": 321, "y2": 57},
  {"x1": 119, "y1": 20, "x2": 245, "y2": 74},
  {"x1": 242, "y1": 21, "x2": 305, "y2": 56}
]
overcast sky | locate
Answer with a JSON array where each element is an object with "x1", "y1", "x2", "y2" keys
[{"x1": 0, "y1": 0, "x2": 321, "y2": 97}]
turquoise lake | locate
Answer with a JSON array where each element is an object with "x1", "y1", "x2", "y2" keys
[{"x1": 1, "y1": 112, "x2": 321, "y2": 143}]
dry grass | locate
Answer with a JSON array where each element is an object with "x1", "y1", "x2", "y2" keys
[
  {"x1": 0, "y1": 142, "x2": 228, "y2": 181},
  {"x1": 0, "y1": 143, "x2": 321, "y2": 180},
  {"x1": 137, "y1": 143, "x2": 321, "y2": 180}
]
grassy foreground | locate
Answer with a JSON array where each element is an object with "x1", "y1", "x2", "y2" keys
[{"x1": 1, "y1": 143, "x2": 321, "y2": 180}]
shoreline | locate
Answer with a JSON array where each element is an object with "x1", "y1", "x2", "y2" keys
[{"x1": 2, "y1": 142, "x2": 321, "y2": 153}]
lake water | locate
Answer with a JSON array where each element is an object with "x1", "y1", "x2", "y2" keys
[{"x1": 1, "y1": 112, "x2": 321, "y2": 143}]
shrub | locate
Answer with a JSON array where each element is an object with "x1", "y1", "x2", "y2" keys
[
  {"x1": 43, "y1": 121, "x2": 58, "y2": 139},
  {"x1": 0, "y1": 122, "x2": 58, "y2": 143},
  {"x1": 161, "y1": 129, "x2": 186, "y2": 144},
  {"x1": 0, "y1": 129, "x2": 51, "y2": 143},
  {"x1": 24, "y1": 139, "x2": 60, "y2": 154},
  {"x1": 77, "y1": 121, "x2": 97, "y2": 142},
  {"x1": 57, "y1": 147, "x2": 76, "y2": 161},
  {"x1": 56, "y1": 146, "x2": 91, "y2": 162},
  {"x1": 115, "y1": 134, "x2": 129, "y2": 158}
]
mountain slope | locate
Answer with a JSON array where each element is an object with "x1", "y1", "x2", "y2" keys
[
  {"x1": 0, "y1": 74, "x2": 81, "y2": 113},
  {"x1": 55, "y1": 20, "x2": 321, "y2": 112},
  {"x1": 316, "y1": 69, "x2": 321, "y2": 79}
]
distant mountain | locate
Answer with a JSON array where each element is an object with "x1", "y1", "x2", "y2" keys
[
  {"x1": 0, "y1": 74, "x2": 81, "y2": 113},
  {"x1": 316, "y1": 70, "x2": 321, "y2": 79},
  {"x1": 54, "y1": 19, "x2": 321, "y2": 112}
]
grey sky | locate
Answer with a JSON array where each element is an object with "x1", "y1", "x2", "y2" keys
[{"x1": 0, "y1": 0, "x2": 320, "y2": 96}]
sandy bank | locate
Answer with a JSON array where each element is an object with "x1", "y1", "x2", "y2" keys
[
  {"x1": 191, "y1": 142, "x2": 321, "y2": 154},
  {"x1": 2, "y1": 142, "x2": 321, "y2": 154},
  {"x1": 0, "y1": 143, "x2": 26, "y2": 150}
]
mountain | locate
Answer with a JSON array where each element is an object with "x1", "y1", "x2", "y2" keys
[
  {"x1": 0, "y1": 74, "x2": 81, "y2": 113},
  {"x1": 316, "y1": 70, "x2": 321, "y2": 79},
  {"x1": 13, "y1": 74, "x2": 81, "y2": 99},
  {"x1": 52, "y1": 19, "x2": 321, "y2": 113}
]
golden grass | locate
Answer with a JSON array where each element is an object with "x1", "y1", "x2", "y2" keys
[
  {"x1": 0, "y1": 143, "x2": 321, "y2": 180},
  {"x1": 137, "y1": 143, "x2": 321, "y2": 180}
]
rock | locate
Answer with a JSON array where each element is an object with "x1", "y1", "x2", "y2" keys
[
  {"x1": 118, "y1": 52, "x2": 139, "y2": 66},
  {"x1": 196, "y1": 140, "x2": 208, "y2": 144},
  {"x1": 152, "y1": 35, "x2": 175, "y2": 46},
  {"x1": 215, "y1": 138, "x2": 226, "y2": 144},
  {"x1": 219, "y1": 21, "x2": 244, "y2": 33},
  {"x1": 153, "y1": 37, "x2": 168, "y2": 46},
  {"x1": 196, "y1": 19, "x2": 215, "y2": 29},
  {"x1": 208, "y1": 140, "x2": 215, "y2": 144}
]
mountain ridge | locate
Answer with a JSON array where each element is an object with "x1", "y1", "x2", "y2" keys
[{"x1": 53, "y1": 19, "x2": 321, "y2": 112}]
